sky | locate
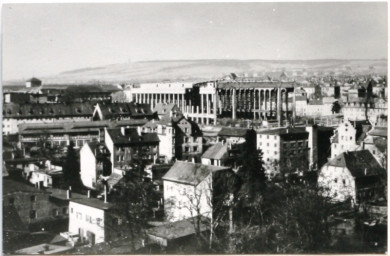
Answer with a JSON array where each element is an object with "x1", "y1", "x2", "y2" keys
[{"x1": 2, "y1": 2, "x2": 388, "y2": 80}]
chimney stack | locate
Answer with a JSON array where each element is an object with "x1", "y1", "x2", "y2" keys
[
  {"x1": 87, "y1": 190, "x2": 91, "y2": 198},
  {"x1": 67, "y1": 189, "x2": 71, "y2": 199},
  {"x1": 364, "y1": 168, "x2": 367, "y2": 176},
  {"x1": 104, "y1": 185, "x2": 108, "y2": 203},
  {"x1": 121, "y1": 127, "x2": 126, "y2": 136}
]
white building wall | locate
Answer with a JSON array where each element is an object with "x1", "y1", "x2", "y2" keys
[
  {"x1": 68, "y1": 202, "x2": 106, "y2": 244},
  {"x1": 318, "y1": 165, "x2": 356, "y2": 202},
  {"x1": 164, "y1": 176, "x2": 212, "y2": 222},
  {"x1": 331, "y1": 122, "x2": 359, "y2": 159},
  {"x1": 80, "y1": 144, "x2": 97, "y2": 189}
]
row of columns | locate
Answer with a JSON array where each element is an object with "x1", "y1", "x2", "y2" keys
[{"x1": 134, "y1": 93, "x2": 185, "y2": 111}]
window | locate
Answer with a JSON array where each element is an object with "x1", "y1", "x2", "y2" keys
[
  {"x1": 334, "y1": 178, "x2": 338, "y2": 183},
  {"x1": 30, "y1": 210, "x2": 37, "y2": 219},
  {"x1": 184, "y1": 146, "x2": 189, "y2": 153},
  {"x1": 267, "y1": 143, "x2": 269, "y2": 146},
  {"x1": 9, "y1": 198, "x2": 14, "y2": 205},
  {"x1": 274, "y1": 143, "x2": 277, "y2": 147},
  {"x1": 193, "y1": 146, "x2": 198, "y2": 152},
  {"x1": 274, "y1": 136, "x2": 277, "y2": 140},
  {"x1": 342, "y1": 179, "x2": 346, "y2": 186},
  {"x1": 71, "y1": 208, "x2": 73, "y2": 214},
  {"x1": 62, "y1": 207, "x2": 68, "y2": 214},
  {"x1": 267, "y1": 135, "x2": 269, "y2": 139},
  {"x1": 30, "y1": 195, "x2": 37, "y2": 202},
  {"x1": 350, "y1": 136, "x2": 352, "y2": 140},
  {"x1": 53, "y1": 209, "x2": 59, "y2": 216}
]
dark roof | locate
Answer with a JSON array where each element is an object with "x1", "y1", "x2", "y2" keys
[
  {"x1": 86, "y1": 142, "x2": 110, "y2": 159},
  {"x1": 26, "y1": 77, "x2": 41, "y2": 83},
  {"x1": 218, "y1": 127, "x2": 249, "y2": 137},
  {"x1": 48, "y1": 188, "x2": 88, "y2": 201},
  {"x1": 202, "y1": 142, "x2": 228, "y2": 160},
  {"x1": 70, "y1": 197, "x2": 113, "y2": 210},
  {"x1": 147, "y1": 216, "x2": 210, "y2": 240},
  {"x1": 141, "y1": 133, "x2": 160, "y2": 143},
  {"x1": 106, "y1": 128, "x2": 159, "y2": 145},
  {"x1": 106, "y1": 128, "x2": 140, "y2": 145},
  {"x1": 162, "y1": 161, "x2": 230, "y2": 186},
  {"x1": 258, "y1": 127, "x2": 308, "y2": 141},
  {"x1": 327, "y1": 150, "x2": 385, "y2": 178},
  {"x1": 368, "y1": 127, "x2": 387, "y2": 137},
  {"x1": 3, "y1": 103, "x2": 94, "y2": 119},
  {"x1": 3, "y1": 179, "x2": 50, "y2": 196},
  {"x1": 154, "y1": 103, "x2": 177, "y2": 115},
  {"x1": 98, "y1": 102, "x2": 154, "y2": 119}
]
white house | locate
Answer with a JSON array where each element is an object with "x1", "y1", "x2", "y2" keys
[
  {"x1": 318, "y1": 150, "x2": 385, "y2": 204},
  {"x1": 162, "y1": 161, "x2": 233, "y2": 222},
  {"x1": 330, "y1": 120, "x2": 371, "y2": 159},
  {"x1": 80, "y1": 142, "x2": 112, "y2": 190},
  {"x1": 68, "y1": 195, "x2": 121, "y2": 245}
]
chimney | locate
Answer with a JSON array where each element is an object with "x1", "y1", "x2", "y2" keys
[
  {"x1": 120, "y1": 127, "x2": 126, "y2": 136},
  {"x1": 87, "y1": 190, "x2": 91, "y2": 198},
  {"x1": 104, "y1": 185, "x2": 108, "y2": 203},
  {"x1": 191, "y1": 157, "x2": 196, "y2": 163},
  {"x1": 67, "y1": 189, "x2": 71, "y2": 199},
  {"x1": 364, "y1": 168, "x2": 367, "y2": 175}
]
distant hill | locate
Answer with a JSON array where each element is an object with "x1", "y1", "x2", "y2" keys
[{"x1": 4, "y1": 59, "x2": 387, "y2": 85}]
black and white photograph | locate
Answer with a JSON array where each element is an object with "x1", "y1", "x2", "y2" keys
[{"x1": 2, "y1": 2, "x2": 388, "y2": 254}]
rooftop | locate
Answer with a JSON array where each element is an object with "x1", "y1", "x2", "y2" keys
[
  {"x1": 14, "y1": 243, "x2": 72, "y2": 255},
  {"x1": 163, "y1": 161, "x2": 230, "y2": 186},
  {"x1": 202, "y1": 142, "x2": 228, "y2": 160},
  {"x1": 70, "y1": 197, "x2": 113, "y2": 210},
  {"x1": 147, "y1": 216, "x2": 210, "y2": 241},
  {"x1": 326, "y1": 150, "x2": 385, "y2": 178}
]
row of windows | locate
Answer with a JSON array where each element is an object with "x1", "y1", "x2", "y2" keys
[
  {"x1": 259, "y1": 135, "x2": 278, "y2": 140},
  {"x1": 184, "y1": 146, "x2": 199, "y2": 153}
]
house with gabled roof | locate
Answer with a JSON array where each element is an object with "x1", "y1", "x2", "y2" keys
[
  {"x1": 162, "y1": 161, "x2": 237, "y2": 222},
  {"x1": 330, "y1": 120, "x2": 371, "y2": 159},
  {"x1": 318, "y1": 150, "x2": 386, "y2": 204}
]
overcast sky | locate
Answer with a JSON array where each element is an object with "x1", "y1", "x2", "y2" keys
[{"x1": 2, "y1": 2, "x2": 388, "y2": 80}]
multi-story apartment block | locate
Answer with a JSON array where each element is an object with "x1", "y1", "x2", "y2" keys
[
  {"x1": 257, "y1": 127, "x2": 310, "y2": 177},
  {"x1": 139, "y1": 119, "x2": 176, "y2": 162},
  {"x1": 104, "y1": 127, "x2": 159, "y2": 173},
  {"x1": 3, "y1": 103, "x2": 94, "y2": 135}
]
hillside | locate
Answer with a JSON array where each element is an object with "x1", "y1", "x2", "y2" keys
[{"x1": 4, "y1": 59, "x2": 387, "y2": 85}]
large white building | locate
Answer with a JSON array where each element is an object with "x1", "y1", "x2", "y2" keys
[{"x1": 257, "y1": 127, "x2": 310, "y2": 177}]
